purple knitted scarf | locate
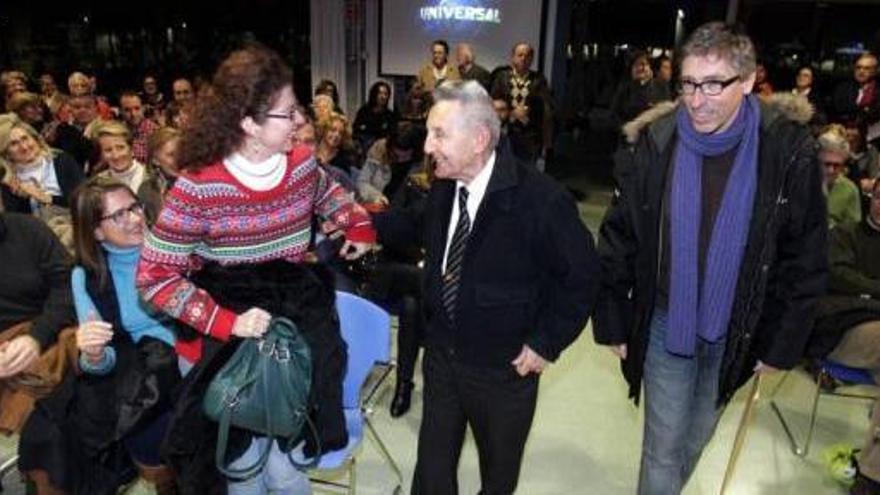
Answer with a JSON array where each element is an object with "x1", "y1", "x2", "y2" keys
[{"x1": 667, "y1": 95, "x2": 760, "y2": 356}]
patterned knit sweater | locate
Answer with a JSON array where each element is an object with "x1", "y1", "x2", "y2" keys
[{"x1": 136, "y1": 145, "x2": 375, "y2": 362}]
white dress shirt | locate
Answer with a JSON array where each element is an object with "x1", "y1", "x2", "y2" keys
[{"x1": 441, "y1": 151, "x2": 496, "y2": 273}]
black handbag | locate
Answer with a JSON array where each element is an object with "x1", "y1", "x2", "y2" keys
[{"x1": 203, "y1": 317, "x2": 320, "y2": 480}]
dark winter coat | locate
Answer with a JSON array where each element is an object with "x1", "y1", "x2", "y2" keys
[{"x1": 594, "y1": 94, "x2": 829, "y2": 406}]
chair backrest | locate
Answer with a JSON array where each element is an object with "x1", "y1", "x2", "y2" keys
[{"x1": 335, "y1": 290, "x2": 392, "y2": 409}]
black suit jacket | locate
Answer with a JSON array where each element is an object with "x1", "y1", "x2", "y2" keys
[{"x1": 374, "y1": 141, "x2": 599, "y2": 368}]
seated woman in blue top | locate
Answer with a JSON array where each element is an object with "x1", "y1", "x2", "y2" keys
[{"x1": 70, "y1": 176, "x2": 180, "y2": 493}]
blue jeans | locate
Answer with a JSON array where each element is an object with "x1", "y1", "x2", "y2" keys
[
  {"x1": 638, "y1": 309, "x2": 726, "y2": 495},
  {"x1": 227, "y1": 437, "x2": 312, "y2": 495}
]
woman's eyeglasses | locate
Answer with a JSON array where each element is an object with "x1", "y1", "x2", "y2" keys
[
  {"x1": 101, "y1": 201, "x2": 144, "y2": 225},
  {"x1": 265, "y1": 105, "x2": 306, "y2": 122}
]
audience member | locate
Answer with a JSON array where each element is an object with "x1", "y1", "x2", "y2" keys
[
  {"x1": 311, "y1": 93, "x2": 335, "y2": 126},
  {"x1": 0, "y1": 114, "x2": 84, "y2": 247},
  {"x1": 610, "y1": 50, "x2": 672, "y2": 128},
  {"x1": 353, "y1": 81, "x2": 397, "y2": 152},
  {"x1": 94, "y1": 121, "x2": 148, "y2": 193},
  {"x1": 820, "y1": 124, "x2": 862, "y2": 227},
  {"x1": 39, "y1": 73, "x2": 66, "y2": 118},
  {"x1": 831, "y1": 52, "x2": 880, "y2": 137},
  {"x1": 416, "y1": 39, "x2": 461, "y2": 92},
  {"x1": 18, "y1": 177, "x2": 181, "y2": 494},
  {"x1": 171, "y1": 77, "x2": 194, "y2": 104},
  {"x1": 141, "y1": 74, "x2": 166, "y2": 119},
  {"x1": 844, "y1": 122, "x2": 880, "y2": 195},
  {"x1": 754, "y1": 61, "x2": 774, "y2": 99},
  {"x1": 138, "y1": 126, "x2": 181, "y2": 225},
  {"x1": 315, "y1": 112, "x2": 358, "y2": 178},
  {"x1": 67, "y1": 71, "x2": 113, "y2": 120},
  {"x1": 0, "y1": 211, "x2": 75, "y2": 439},
  {"x1": 456, "y1": 43, "x2": 491, "y2": 91},
  {"x1": 491, "y1": 42, "x2": 555, "y2": 162},
  {"x1": 315, "y1": 78, "x2": 343, "y2": 113},
  {"x1": 808, "y1": 177, "x2": 880, "y2": 495},
  {"x1": 119, "y1": 91, "x2": 160, "y2": 163},
  {"x1": 357, "y1": 120, "x2": 424, "y2": 206}
]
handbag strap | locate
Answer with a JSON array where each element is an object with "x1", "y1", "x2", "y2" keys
[
  {"x1": 214, "y1": 385, "x2": 273, "y2": 481},
  {"x1": 285, "y1": 414, "x2": 322, "y2": 470}
]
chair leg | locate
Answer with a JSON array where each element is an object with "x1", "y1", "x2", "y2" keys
[
  {"x1": 770, "y1": 368, "x2": 823, "y2": 457},
  {"x1": 720, "y1": 374, "x2": 762, "y2": 495},
  {"x1": 348, "y1": 457, "x2": 356, "y2": 495},
  {"x1": 364, "y1": 417, "x2": 404, "y2": 491}
]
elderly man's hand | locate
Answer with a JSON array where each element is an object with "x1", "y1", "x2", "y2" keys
[
  {"x1": 0, "y1": 335, "x2": 40, "y2": 379},
  {"x1": 511, "y1": 345, "x2": 547, "y2": 376}
]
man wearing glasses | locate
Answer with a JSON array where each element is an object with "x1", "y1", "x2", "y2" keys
[
  {"x1": 832, "y1": 52, "x2": 880, "y2": 142},
  {"x1": 595, "y1": 22, "x2": 827, "y2": 494}
]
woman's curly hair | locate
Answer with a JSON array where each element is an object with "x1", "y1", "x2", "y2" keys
[{"x1": 177, "y1": 44, "x2": 293, "y2": 171}]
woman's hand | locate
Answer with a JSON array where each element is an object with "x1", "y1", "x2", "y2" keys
[
  {"x1": 232, "y1": 307, "x2": 272, "y2": 339},
  {"x1": 18, "y1": 180, "x2": 52, "y2": 204},
  {"x1": 0, "y1": 335, "x2": 40, "y2": 378},
  {"x1": 76, "y1": 319, "x2": 114, "y2": 364}
]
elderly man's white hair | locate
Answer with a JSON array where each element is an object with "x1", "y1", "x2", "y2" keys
[{"x1": 432, "y1": 80, "x2": 500, "y2": 150}]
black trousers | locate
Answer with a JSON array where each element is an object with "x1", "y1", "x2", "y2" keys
[{"x1": 411, "y1": 348, "x2": 539, "y2": 495}]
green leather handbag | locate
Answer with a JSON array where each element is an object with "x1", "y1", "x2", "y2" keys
[{"x1": 203, "y1": 317, "x2": 320, "y2": 480}]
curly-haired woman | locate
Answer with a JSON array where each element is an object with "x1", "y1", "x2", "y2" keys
[{"x1": 136, "y1": 44, "x2": 375, "y2": 494}]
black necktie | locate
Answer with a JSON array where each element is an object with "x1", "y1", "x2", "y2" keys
[{"x1": 442, "y1": 187, "x2": 470, "y2": 321}]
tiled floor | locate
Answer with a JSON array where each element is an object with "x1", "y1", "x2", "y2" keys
[{"x1": 0, "y1": 186, "x2": 874, "y2": 495}]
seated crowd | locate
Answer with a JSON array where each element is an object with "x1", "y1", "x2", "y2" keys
[{"x1": 0, "y1": 31, "x2": 878, "y2": 495}]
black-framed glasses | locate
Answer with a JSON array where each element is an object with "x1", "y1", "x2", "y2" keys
[
  {"x1": 101, "y1": 201, "x2": 144, "y2": 225},
  {"x1": 677, "y1": 75, "x2": 741, "y2": 96},
  {"x1": 265, "y1": 105, "x2": 305, "y2": 122}
]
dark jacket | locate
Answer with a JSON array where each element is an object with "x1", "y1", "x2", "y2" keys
[
  {"x1": 1, "y1": 150, "x2": 84, "y2": 213},
  {"x1": 807, "y1": 219, "x2": 880, "y2": 357},
  {"x1": 594, "y1": 94, "x2": 828, "y2": 406},
  {"x1": 0, "y1": 213, "x2": 74, "y2": 349},
  {"x1": 830, "y1": 79, "x2": 880, "y2": 127},
  {"x1": 373, "y1": 140, "x2": 599, "y2": 367}
]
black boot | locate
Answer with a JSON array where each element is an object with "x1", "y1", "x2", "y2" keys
[{"x1": 390, "y1": 380, "x2": 414, "y2": 418}]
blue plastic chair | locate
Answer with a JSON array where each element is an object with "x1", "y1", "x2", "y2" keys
[
  {"x1": 771, "y1": 359, "x2": 878, "y2": 457},
  {"x1": 302, "y1": 290, "x2": 403, "y2": 494}
]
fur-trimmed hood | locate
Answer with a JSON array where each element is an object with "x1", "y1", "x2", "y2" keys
[{"x1": 621, "y1": 93, "x2": 815, "y2": 145}]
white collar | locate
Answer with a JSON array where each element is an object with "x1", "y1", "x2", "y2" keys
[
  {"x1": 224, "y1": 152, "x2": 286, "y2": 191},
  {"x1": 456, "y1": 150, "x2": 496, "y2": 203}
]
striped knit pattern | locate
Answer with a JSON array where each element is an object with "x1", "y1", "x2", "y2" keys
[{"x1": 136, "y1": 145, "x2": 375, "y2": 358}]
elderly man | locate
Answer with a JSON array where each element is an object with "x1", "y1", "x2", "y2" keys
[
  {"x1": 416, "y1": 40, "x2": 461, "y2": 92},
  {"x1": 832, "y1": 53, "x2": 880, "y2": 139},
  {"x1": 373, "y1": 80, "x2": 598, "y2": 494},
  {"x1": 119, "y1": 91, "x2": 159, "y2": 163},
  {"x1": 595, "y1": 22, "x2": 827, "y2": 494},
  {"x1": 490, "y1": 43, "x2": 554, "y2": 163},
  {"x1": 818, "y1": 125, "x2": 862, "y2": 227},
  {"x1": 455, "y1": 43, "x2": 491, "y2": 91}
]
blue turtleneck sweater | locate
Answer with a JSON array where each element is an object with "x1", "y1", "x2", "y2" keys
[{"x1": 71, "y1": 243, "x2": 176, "y2": 374}]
